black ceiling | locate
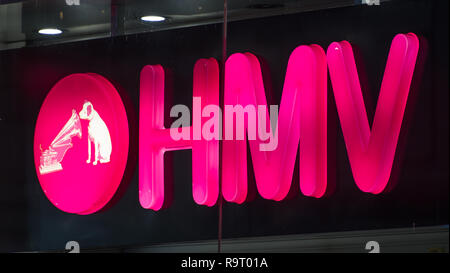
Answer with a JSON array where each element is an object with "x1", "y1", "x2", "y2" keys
[{"x1": 0, "y1": 0, "x2": 365, "y2": 49}]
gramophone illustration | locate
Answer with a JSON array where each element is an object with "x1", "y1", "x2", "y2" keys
[
  {"x1": 39, "y1": 109, "x2": 82, "y2": 175},
  {"x1": 39, "y1": 101, "x2": 112, "y2": 175}
]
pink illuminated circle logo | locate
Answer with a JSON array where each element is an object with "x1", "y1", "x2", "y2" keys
[{"x1": 34, "y1": 73, "x2": 129, "y2": 215}]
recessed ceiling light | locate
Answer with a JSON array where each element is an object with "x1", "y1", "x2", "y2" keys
[
  {"x1": 140, "y1": 15, "x2": 166, "y2": 22},
  {"x1": 38, "y1": 28, "x2": 63, "y2": 35}
]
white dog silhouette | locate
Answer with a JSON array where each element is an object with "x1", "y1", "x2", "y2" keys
[{"x1": 79, "y1": 101, "x2": 112, "y2": 165}]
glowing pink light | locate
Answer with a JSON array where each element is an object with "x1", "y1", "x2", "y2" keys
[
  {"x1": 327, "y1": 33, "x2": 419, "y2": 194},
  {"x1": 139, "y1": 59, "x2": 219, "y2": 211},
  {"x1": 222, "y1": 46, "x2": 328, "y2": 203},
  {"x1": 34, "y1": 73, "x2": 129, "y2": 214},
  {"x1": 35, "y1": 33, "x2": 420, "y2": 213}
]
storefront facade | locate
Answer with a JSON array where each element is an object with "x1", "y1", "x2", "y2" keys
[{"x1": 0, "y1": 0, "x2": 448, "y2": 253}]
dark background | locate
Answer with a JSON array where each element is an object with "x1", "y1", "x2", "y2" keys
[{"x1": 0, "y1": 0, "x2": 448, "y2": 252}]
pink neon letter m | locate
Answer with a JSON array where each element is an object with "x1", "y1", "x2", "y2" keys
[{"x1": 222, "y1": 45, "x2": 328, "y2": 203}]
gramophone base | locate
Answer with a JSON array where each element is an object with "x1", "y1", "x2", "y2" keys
[{"x1": 39, "y1": 163, "x2": 63, "y2": 175}]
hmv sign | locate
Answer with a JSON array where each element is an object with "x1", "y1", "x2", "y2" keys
[{"x1": 33, "y1": 33, "x2": 420, "y2": 215}]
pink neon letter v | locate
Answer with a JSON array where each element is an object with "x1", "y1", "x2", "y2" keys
[{"x1": 327, "y1": 33, "x2": 419, "y2": 194}]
